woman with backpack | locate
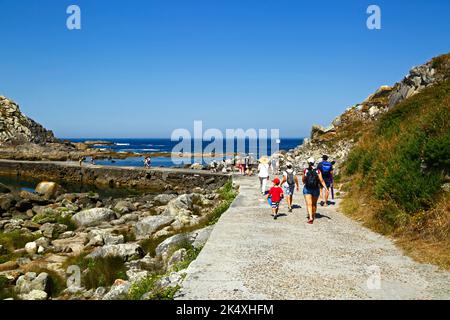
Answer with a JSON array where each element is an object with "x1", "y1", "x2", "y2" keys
[{"x1": 302, "y1": 157, "x2": 328, "y2": 224}]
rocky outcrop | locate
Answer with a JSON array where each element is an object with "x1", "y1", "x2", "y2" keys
[
  {"x1": 72, "y1": 208, "x2": 117, "y2": 228},
  {"x1": 0, "y1": 174, "x2": 232, "y2": 300},
  {"x1": 0, "y1": 96, "x2": 143, "y2": 161},
  {"x1": 134, "y1": 215, "x2": 175, "y2": 240},
  {"x1": 284, "y1": 53, "x2": 450, "y2": 173},
  {"x1": 87, "y1": 243, "x2": 144, "y2": 261},
  {"x1": 0, "y1": 96, "x2": 56, "y2": 146}
]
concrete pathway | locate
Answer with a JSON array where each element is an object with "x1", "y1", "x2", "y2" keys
[{"x1": 177, "y1": 175, "x2": 450, "y2": 300}]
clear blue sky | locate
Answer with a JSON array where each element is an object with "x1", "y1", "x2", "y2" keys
[{"x1": 0, "y1": 0, "x2": 449, "y2": 138}]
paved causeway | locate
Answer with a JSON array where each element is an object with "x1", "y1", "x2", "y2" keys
[{"x1": 177, "y1": 175, "x2": 450, "y2": 300}]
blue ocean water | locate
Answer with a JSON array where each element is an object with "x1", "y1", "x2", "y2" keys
[{"x1": 68, "y1": 138, "x2": 303, "y2": 167}]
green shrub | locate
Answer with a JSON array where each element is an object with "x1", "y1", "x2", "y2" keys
[
  {"x1": 0, "y1": 275, "x2": 15, "y2": 300},
  {"x1": 83, "y1": 256, "x2": 128, "y2": 289},
  {"x1": 374, "y1": 202, "x2": 409, "y2": 233},
  {"x1": 128, "y1": 274, "x2": 180, "y2": 300},
  {"x1": 0, "y1": 230, "x2": 39, "y2": 251},
  {"x1": 219, "y1": 180, "x2": 237, "y2": 201},
  {"x1": 63, "y1": 254, "x2": 128, "y2": 290},
  {"x1": 145, "y1": 285, "x2": 180, "y2": 300},
  {"x1": 423, "y1": 133, "x2": 450, "y2": 171},
  {"x1": 32, "y1": 209, "x2": 58, "y2": 224},
  {"x1": 207, "y1": 180, "x2": 237, "y2": 226},
  {"x1": 128, "y1": 245, "x2": 201, "y2": 300},
  {"x1": 376, "y1": 100, "x2": 421, "y2": 138},
  {"x1": 169, "y1": 246, "x2": 202, "y2": 273},
  {"x1": 374, "y1": 156, "x2": 441, "y2": 213},
  {"x1": 345, "y1": 149, "x2": 363, "y2": 175},
  {"x1": 56, "y1": 215, "x2": 77, "y2": 231},
  {"x1": 0, "y1": 275, "x2": 8, "y2": 290}
]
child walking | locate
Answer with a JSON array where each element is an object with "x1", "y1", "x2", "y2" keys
[{"x1": 267, "y1": 178, "x2": 284, "y2": 220}]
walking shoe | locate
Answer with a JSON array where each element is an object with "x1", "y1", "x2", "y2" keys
[
  {"x1": 288, "y1": 207, "x2": 292, "y2": 213},
  {"x1": 307, "y1": 219, "x2": 313, "y2": 224}
]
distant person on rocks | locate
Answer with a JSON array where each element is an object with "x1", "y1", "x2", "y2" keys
[
  {"x1": 237, "y1": 157, "x2": 244, "y2": 174},
  {"x1": 271, "y1": 156, "x2": 279, "y2": 174},
  {"x1": 90, "y1": 156, "x2": 95, "y2": 165},
  {"x1": 210, "y1": 160, "x2": 217, "y2": 172},
  {"x1": 258, "y1": 157, "x2": 270, "y2": 195},
  {"x1": 267, "y1": 177, "x2": 284, "y2": 220},
  {"x1": 281, "y1": 162, "x2": 300, "y2": 212},
  {"x1": 244, "y1": 155, "x2": 250, "y2": 175},
  {"x1": 302, "y1": 157, "x2": 328, "y2": 224},
  {"x1": 222, "y1": 160, "x2": 228, "y2": 173},
  {"x1": 79, "y1": 156, "x2": 86, "y2": 167},
  {"x1": 144, "y1": 156, "x2": 151, "y2": 168},
  {"x1": 317, "y1": 155, "x2": 333, "y2": 206}
]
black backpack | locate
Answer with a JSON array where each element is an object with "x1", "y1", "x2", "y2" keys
[
  {"x1": 305, "y1": 169, "x2": 320, "y2": 189},
  {"x1": 286, "y1": 171, "x2": 295, "y2": 186}
]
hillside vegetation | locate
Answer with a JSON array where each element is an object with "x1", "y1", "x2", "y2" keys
[{"x1": 341, "y1": 56, "x2": 450, "y2": 268}]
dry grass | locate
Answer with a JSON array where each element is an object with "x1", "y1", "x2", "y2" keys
[{"x1": 341, "y1": 187, "x2": 450, "y2": 269}]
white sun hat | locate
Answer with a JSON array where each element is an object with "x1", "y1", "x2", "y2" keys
[{"x1": 307, "y1": 157, "x2": 315, "y2": 165}]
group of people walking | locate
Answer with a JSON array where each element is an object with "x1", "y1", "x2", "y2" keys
[{"x1": 259, "y1": 155, "x2": 334, "y2": 223}]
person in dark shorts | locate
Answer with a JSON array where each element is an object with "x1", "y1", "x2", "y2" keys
[
  {"x1": 267, "y1": 178, "x2": 284, "y2": 220},
  {"x1": 302, "y1": 157, "x2": 328, "y2": 224},
  {"x1": 281, "y1": 162, "x2": 300, "y2": 212},
  {"x1": 317, "y1": 155, "x2": 334, "y2": 206}
]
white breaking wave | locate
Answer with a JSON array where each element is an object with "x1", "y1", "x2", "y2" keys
[{"x1": 115, "y1": 143, "x2": 130, "y2": 146}]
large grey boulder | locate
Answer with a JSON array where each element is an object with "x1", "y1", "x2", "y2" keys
[
  {"x1": 86, "y1": 229, "x2": 124, "y2": 247},
  {"x1": 133, "y1": 215, "x2": 174, "y2": 240},
  {"x1": 102, "y1": 280, "x2": 131, "y2": 300},
  {"x1": 155, "y1": 233, "x2": 192, "y2": 260},
  {"x1": 20, "y1": 289, "x2": 48, "y2": 300},
  {"x1": 155, "y1": 226, "x2": 212, "y2": 262},
  {"x1": 0, "y1": 193, "x2": 16, "y2": 212},
  {"x1": 153, "y1": 194, "x2": 177, "y2": 206},
  {"x1": 163, "y1": 194, "x2": 194, "y2": 223},
  {"x1": 114, "y1": 200, "x2": 136, "y2": 214},
  {"x1": 40, "y1": 223, "x2": 68, "y2": 239},
  {"x1": 71, "y1": 208, "x2": 116, "y2": 227},
  {"x1": 167, "y1": 248, "x2": 187, "y2": 269},
  {"x1": 87, "y1": 243, "x2": 144, "y2": 261},
  {"x1": 24, "y1": 241, "x2": 38, "y2": 255},
  {"x1": 191, "y1": 226, "x2": 213, "y2": 249}
]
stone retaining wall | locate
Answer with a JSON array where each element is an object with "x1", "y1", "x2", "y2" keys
[{"x1": 0, "y1": 160, "x2": 229, "y2": 193}]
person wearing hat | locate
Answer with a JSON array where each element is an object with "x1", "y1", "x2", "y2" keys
[
  {"x1": 317, "y1": 155, "x2": 334, "y2": 206},
  {"x1": 267, "y1": 177, "x2": 284, "y2": 219},
  {"x1": 257, "y1": 156, "x2": 270, "y2": 194},
  {"x1": 302, "y1": 157, "x2": 328, "y2": 224},
  {"x1": 281, "y1": 162, "x2": 299, "y2": 212}
]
